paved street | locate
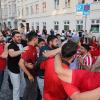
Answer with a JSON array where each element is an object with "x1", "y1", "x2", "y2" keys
[
  {"x1": 0, "y1": 70, "x2": 12, "y2": 100},
  {"x1": 0, "y1": 70, "x2": 43, "y2": 100}
]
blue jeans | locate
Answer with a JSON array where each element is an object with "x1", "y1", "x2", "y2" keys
[{"x1": 0, "y1": 71, "x2": 4, "y2": 90}]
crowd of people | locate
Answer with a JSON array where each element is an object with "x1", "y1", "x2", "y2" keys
[{"x1": 0, "y1": 28, "x2": 100, "y2": 100}]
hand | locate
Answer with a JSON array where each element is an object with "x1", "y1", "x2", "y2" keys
[
  {"x1": 25, "y1": 63, "x2": 33, "y2": 69},
  {"x1": 4, "y1": 43, "x2": 10, "y2": 50},
  {"x1": 28, "y1": 74, "x2": 34, "y2": 82},
  {"x1": 42, "y1": 51, "x2": 47, "y2": 57}
]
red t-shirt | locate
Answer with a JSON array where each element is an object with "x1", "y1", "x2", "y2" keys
[
  {"x1": 90, "y1": 49, "x2": 100, "y2": 56},
  {"x1": 90, "y1": 41, "x2": 97, "y2": 48},
  {"x1": 21, "y1": 45, "x2": 37, "y2": 76},
  {"x1": 40, "y1": 58, "x2": 79, "y2": 100},
  {"x1": 72, "y1": 70, "x2": 100, "y2": 92},
  {"x1": 0, "y1": 43, "x2": 6, "y2": 71},
  {"x1": 21, "y1": 45, "x2": 37, "y2": 64}
]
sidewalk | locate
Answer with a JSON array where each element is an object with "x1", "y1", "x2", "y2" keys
[{"x1": 0, "y1": 70, "x2": 12, "y2": 100}]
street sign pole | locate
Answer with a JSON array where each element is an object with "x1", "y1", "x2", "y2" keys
[
  {"x1": 84, "y1": 15, "x2": 87, "y2": 31},
  {"x1": 83, "y1": 4, "x2": 90, "y2": 31}
]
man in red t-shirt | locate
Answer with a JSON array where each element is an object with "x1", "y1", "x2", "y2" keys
[
  {"x1": 40, "y1": 57, "x2": 79, "y2": 100},
  {"x1": 55, "y1": 40, "x2": 100, "y2": 100},
  {"x1": 19, "y1": 32, "x2": 38, "y2": 100},
  {"x1": 0, "y1": 32, "x2": 8, "y2": 90}
]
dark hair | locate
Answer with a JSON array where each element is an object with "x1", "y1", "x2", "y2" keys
[
  {"x1": 26, "y1": 31, "x2": 37, "y2": 42},
  {"x1": 38, "y1": 38, "x2": 45, "y2": 44},
  {"x1": 47, "y1": 35, "x2": 57, "y2": 44},
  {"x1": 56, "y1": 34, "x2": 61, "y2": 37},
  {"x1": 81, "y1": 44, "x2": 90, "y2": 51},
  {"x1": 12, "y1": 31, "x2": 20, "y2": 37},
  {"x1": 61, "y1": 40, "x2": 78, "y2": 58}
]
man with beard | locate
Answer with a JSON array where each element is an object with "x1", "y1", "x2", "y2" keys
[
  {"x1": 38, "y1": 35, "x2": 78, "y2": 100},
  {"x1": 37, "y1": 35, "x2": 59, "y2": 66},
  {"x1": 40, "y1": 35, "x2": 59, "y2": 52},
  {"x1": 7, "y1": 31, "x2": 23, "y2": 100},
  {"x1": 0, "y1": 32, "x2": 8, "y2": 91},
  {"x1": 37, "y1": 35, "x2": 58, "y2": 99}
]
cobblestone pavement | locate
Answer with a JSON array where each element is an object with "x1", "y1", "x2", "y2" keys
[
  {"x1": 0, "y1": 70, "x2": 12, "y2": 100},
  {"x1": 0, "y1": 70, "x2": 44, "y2": 100}
]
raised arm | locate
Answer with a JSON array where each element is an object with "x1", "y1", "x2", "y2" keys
[
  {"x1": 55, "y1": 55, "x2": 100, "y2": 100},
  {"x1": 71, "y1": 87, "x2": 100, "y2": 100},
  {"x1": 43, "y1": 48, "x2": 61, "y2": 57},
  {"x1": 43, "y1": 40, "x2": 68, "y2": 57}
]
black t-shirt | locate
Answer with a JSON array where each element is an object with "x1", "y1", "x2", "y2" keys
[{"x1": 7, "y1": 41, "x2": 21, "y2": 73}]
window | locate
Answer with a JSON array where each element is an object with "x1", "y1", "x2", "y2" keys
[
  {"x1": 94, "y1": 0, "x2": 100, "y2": 2},
  {"x1": 91, "y1": 25, "x2": 99, "y2": 32},
  {"x1": 26, "y1": 7, "x2": 29, "y2": 15},
  {"x1": 65, "y1": 0, "x2": 70, "y2": 7},
  {"x1": 78, "y1": 0, "x2": 85, "y2": 4},
  {"x1": 76, "y1": 20, "x2": 83, "y2": 31},
  {"x1": 81, "y1": 20, "x2": 83, "y2": 24},
  {"x1": 43, "y1": 22, "x2": 46, "y2": 28},
  {"x1": 76, "y1": 25, "x2": 83, "y2": 31},
  {"x1": 18, "y1": 9, "x2": 20, "y2": 17},
  {"x1": 9, "y1": 5, "x2": 11, "y2": 16},
  {"x1": 96, "y1": 20, "x2": 100, "y2": 23},
  {"x1": 22, "y1": 8, "x2": 23, "y2": 16},
  {"x1": 30, "y1": 6, "x2": 34, "y2": 15},
  {"x1": 91, "y1": 19, "x2": 100, "y2": 32},
  {"x1": 92, "y1": 20, "x2": 95, "y2": 23},
  {"x1": 26, "y1": 23, "x2": 30, "y2": 32},
  {"x1": 54, "y1": 0, "x2": 59, "y2": 9},
  {"x1": 32, "y1": 22, "x2": 34, "y2": 30},
  {"x1": 64, "y1": 20, "x2": 70, "y2": 31},
  {"x1": 36, "y1": 22, "x2": 39, "y2": 30},
  {"x1": 82, "y1": 0, "x2": 85, "y2": 3},
  {"x1": 42, "y1": 2, "x2": 46, "y2": 12},
  {"x1": 54, "y1": 21, "x2": 59, "y2": 31},
  {"x1": 36, "y1": 4, "x2": 39, "y2": 14}
]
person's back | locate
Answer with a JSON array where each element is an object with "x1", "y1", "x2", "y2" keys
[
  {"x1": 40, "y1": 58, "x2": 79, "y2": 100},
  {"x1": 40, "y1": 58, "x2": 67, "y2": 100}
]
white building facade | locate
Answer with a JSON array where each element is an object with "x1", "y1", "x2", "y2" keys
[
  {"x1": 1, "y1": 0, "x2": 100, "y2": 33},
  {"x1": 1, "y1": 0, "x2": 17, "y2": 30},
  {"x1": 0, "y1": 0, "x2": 2, "y2": 30}
]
